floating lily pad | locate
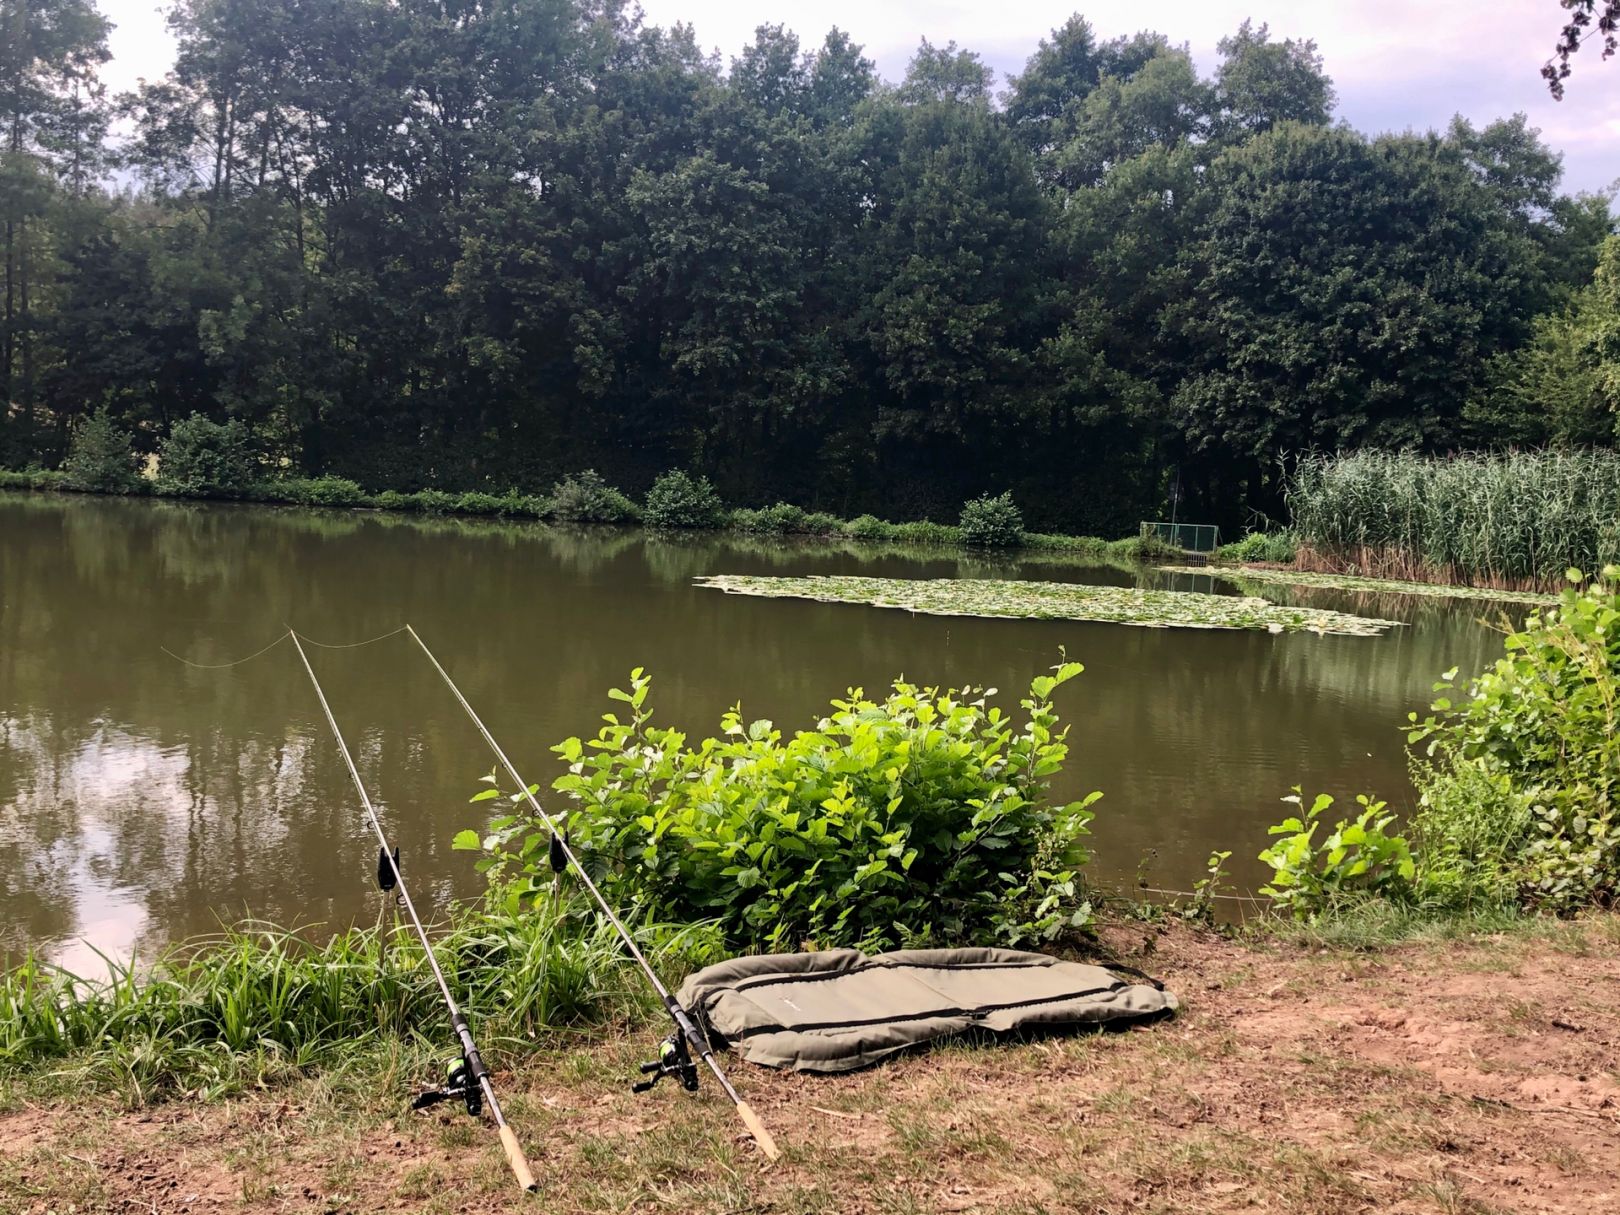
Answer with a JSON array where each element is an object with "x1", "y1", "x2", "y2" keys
[
  {"x1": 696, "y1": 575, "x2": 1400, "y2": 636},
  {"x1": 1158, "y1": 566, "x2": 1557, "y2": 606}
]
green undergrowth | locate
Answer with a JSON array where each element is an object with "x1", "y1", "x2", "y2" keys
[
  {"x1": 0, "y1": 900, "x2": 719, "y2": 1105},
  {"x1": 1248, "y1": 897, "x2": 1612, "y2": 951},
  {"x1": 696, "y1": 574, "x2": 1401, "y2": 635},
  {"x1": 1246, "y1": 569, "x2": 1620, "y2": 928}
]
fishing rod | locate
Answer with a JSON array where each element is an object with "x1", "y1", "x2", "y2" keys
[
  {"x1": 404, "y1": 624, "x2": 782, "y2": 1162},
  {"x1": 287, "y1": 631, "x2": 539, "y2": 1194}
]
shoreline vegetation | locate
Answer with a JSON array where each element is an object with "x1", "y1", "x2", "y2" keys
[
  {"x1": 0, "y1": 459, "x2": 1187, "y2": 563},
  {"x1": 12, "y1": 440, "x2": 1620, "y2": 595}
]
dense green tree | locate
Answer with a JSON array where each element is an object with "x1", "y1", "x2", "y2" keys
[
  {"x1": 1169, "y1": 122, "x2": 1546, "y2": 500},
  {"x1": 1, "y1": 2, "x2": 1613, "y2": 536},
  {"x1": 1, "y1": 0, "x2": 111, "y2": 453},
  {"x1": 1211, "y1": 21, "x2": 1333, "y2": 140},
  {"x1": 1468, "y1": 235, "x2": 1620, "y2": 445}
]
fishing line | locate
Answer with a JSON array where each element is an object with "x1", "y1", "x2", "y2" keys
[
  {"x1": 404, "y1": 624, "x2": 782, "y2": 1162},
  {"x1": 296, "y1": 624, "x2": 413, "y2": 650},
  {"x1": 161, "y1": 631, "x2": 292, "y2": 669},
  {"x1": 287, "y1": 629, "x2": 537, "y2": 1194},
  {"x1": 162, "y1": 624, "x2": 409, "y2": 669}
]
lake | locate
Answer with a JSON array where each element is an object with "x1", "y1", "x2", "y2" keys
[{"x1": 0, "y1": 491, "x2": 1512, "y2": 970}]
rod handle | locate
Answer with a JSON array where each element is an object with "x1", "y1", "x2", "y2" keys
[
  {"x1": 499, "y1": 1124, "x2": 538, "y2": 1192},
  {"x1": 736, "y1": 1100, "x2": 780, "y2": 1161}
]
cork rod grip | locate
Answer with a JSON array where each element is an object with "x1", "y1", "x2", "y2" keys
[
  {"x1": 735, "y1": 1101, "x2": 780, "y2": 1161},
  {"x1": 499, "y1": 1124, "x2": 538, "y2": 1192}
]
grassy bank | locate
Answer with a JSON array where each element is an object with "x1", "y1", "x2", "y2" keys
[
  {"x1": 5, "y1": 916, "x2": 1616, "y2": 1215},
  {"x1": 0, "y1": 902, "x2": 717, "y2": 1105},
  {"x1": 0, "y1": 467, "x2": 1183, "y2": 564}
]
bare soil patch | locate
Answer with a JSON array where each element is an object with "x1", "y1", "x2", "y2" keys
[{"x1": 3, "y1": 919, "x2": 1616, "y2": 1215}]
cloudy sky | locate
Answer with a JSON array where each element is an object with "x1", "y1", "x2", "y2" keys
[{"x1": 98, "y1": 0, "x2": 1620, "y2": 196}]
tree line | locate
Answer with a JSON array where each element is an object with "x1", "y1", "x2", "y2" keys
[{"x1": 2, "y1": 0, "x2": 1616, "y2": 533}]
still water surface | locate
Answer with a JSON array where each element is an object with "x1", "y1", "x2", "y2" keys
[{"x1": 1, "y1": 492, "x2": 1517, "y2": 968}]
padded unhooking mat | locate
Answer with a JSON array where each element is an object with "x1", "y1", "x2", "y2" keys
[{"x1": 677, "y1": 947, "x2": 1178, "y2": 1073}]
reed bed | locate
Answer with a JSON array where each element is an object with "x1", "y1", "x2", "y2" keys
[
  {"x1": 1287, "y1": 450, "x2": 1620, "y2": 591},
  {"x1": 0, "y1": 901, "x2": 717, "y2": 1103}
]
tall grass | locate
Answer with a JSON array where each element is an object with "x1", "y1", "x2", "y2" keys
[
  {"x1": 1288, "y1": 450, "x2": 1620, "y2": 590},
  {"x1": 0, "y1": 899, "x2": 720, "y2": 1103}
]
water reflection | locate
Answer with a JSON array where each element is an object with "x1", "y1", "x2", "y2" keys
[{"x1": 0, "y1": 492, "x2": 1513, "y2": 963}]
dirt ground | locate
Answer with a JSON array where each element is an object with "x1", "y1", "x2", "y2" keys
[{"x1": 2, "y1": 918, "x2": 1617, "y2": 1215}]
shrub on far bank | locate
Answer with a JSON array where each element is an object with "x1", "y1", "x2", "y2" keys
[
  {"x1": 959, "y1": 492, "x2": 1025, "y2": 547},
  {"x1": 0, "y1": 468, "x2": 70, "y2": 492},
  {"x1": 260, "y1": 476, "x2": 367, "y2": 507},
  {"x1": 892, "y1": 519, "x2": 960, "y2": 545},
  {"x1": 842, "y1": 513, "x2": 895, "y2": 541},
  {"x1": 643, "y1": 468, "x2": 724, "y2": 529},
  {"x1": 64, "y1": 408, "x2": 142, "y2": 494},
  {"x1": 1215, "y1": 530, "x2": 1297, "y2": 564},
  {"x1": 730, "y1": 502, "x2": 842, "y2": 535},
  {"x1": 547, "y1": 470, "x2": 640, "y2": 523},
  {"x1": 157, "y1": 414, "x2": 258, "y2": 498}
]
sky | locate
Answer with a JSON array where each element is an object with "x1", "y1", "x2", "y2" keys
[{"x1": 98, "y1": 0, "x2": 1620, "y2": 197}]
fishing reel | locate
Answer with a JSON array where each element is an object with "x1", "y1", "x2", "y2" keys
[
  {"x1": 633, "y1": 1032, "x2": 699, "y2": 1095},
  {"x1": 412, "y1": 1054, "x2": 483, "y2": 1118}
]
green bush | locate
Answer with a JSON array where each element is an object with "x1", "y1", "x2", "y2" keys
[
  {"x1": 454, "y1": 490, "x2": 507, "y2": 516},
  {"x1": 413, "y1": 488, "x2": 458, "y2": 514},
  {"x1": 643, "y1": 468, "x2": 725, "y2": 529},
  {"x1": 372, "y1": 489, "x2": 414, "y2": 511},
  {"x1": 547, "y1": 470, "x2": 640, "y2": 523},
  {"x1": 1408, "y1": 568, "x2": 1620, "y2": 911},
  {"x1": 843, "y1": 514, "x2": 897, "y2": 541},
  {"x1": 156, "y1": 414, "x2": 258, "y2": 497},
  {"x1": 1024, "y1": 533, "x2": 1111, "y2": 558},
  {"x1": 1214, "y1": 530, "x2": 1297, "y2": 564},
  {"x1": 1257, "y1": 788, "x2": 1415, "y2": 919},
  {"x1": 502, "y1": 491, "x2": 548, "y2": 519},
  {"x1": 891, "y1": 520, "x2": 960, "y2": 545},
  {"x1": 64, "y1": 408, "x2": 142, "y2": 493},
  {"x1": 0, "y1": 468, "x2": 69, "y2": 492},
  {"x1": 730, "y1": 503, "x2": 842, "y2": 535},
  {"x1": 959, "y1": 492, "x2": 1025, "y2": 548},
  {"x1": 463, "y1": 663, "x2": 1099, "y2": 951},
  {"x1": 273, "y1": 476, "x2": 367, "y2": 507},
  {"x1": 1104, "y1": 534, "x2": 1181, "y2": 563}
]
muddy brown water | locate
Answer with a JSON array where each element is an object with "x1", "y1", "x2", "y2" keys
[{"x1": 0, "y1": 491, "x2": 1514, "y2": 969}]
